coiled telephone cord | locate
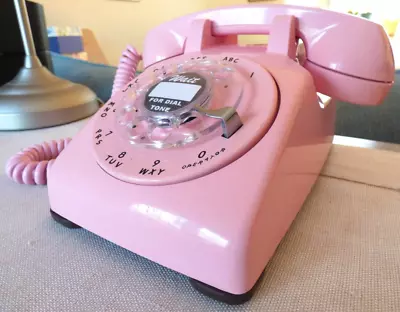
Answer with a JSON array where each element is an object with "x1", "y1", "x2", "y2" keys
[{"x1": 112, "y1": 45, "x2": 142, "y2": 96}]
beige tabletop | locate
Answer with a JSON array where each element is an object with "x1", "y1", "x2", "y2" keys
[{"x1": 1, "y1": 119, "x2": 400, "y2": 311}]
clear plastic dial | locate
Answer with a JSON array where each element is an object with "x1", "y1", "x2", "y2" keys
[{"x1": 115, "y1": 59, "x2": 241, "y2": 149}]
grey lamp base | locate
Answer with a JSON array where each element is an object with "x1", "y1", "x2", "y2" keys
[{"x1": 0, "y1": 59, "x2": 101, "y2": 131}]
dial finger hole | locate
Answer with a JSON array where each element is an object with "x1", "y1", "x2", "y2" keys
[
  {"x1": 222, "y1": 65, "x2": 235, "y2": 72},
  {"x1": 124, "y1": 105, "x2": 138, "y2": 113},
  {"x1": 200, "y1": 59, "x2": 216, "y2": 66},
  {"x1": 118, "y1": 107, "x2": 138, "y2": 125},
  {"x1": 146, "y1": 119, "x2": 157, "y2": 135},
  {"x1": 117, "y1": 110, "x2": 130, "y2": 126},
  {"x1": 149, "y1": 126, "x2": 173, "y2": 142},
  {"x1": 120, "y1": 89, "x2": 138, "y2": 106},
  {"x1": 128, "y1": 119, "x2": 148, "y2": 139},
  {"x1": 212, "y1": 69, "x2": 232, "y2": 80},
  {"x1": 170, "y1": 130, "x2": 198, "y2": 146},
  {"x1": 168, "y1": 116, "x2": 183, "y2": 129}
]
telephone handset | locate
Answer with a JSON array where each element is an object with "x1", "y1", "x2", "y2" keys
[
  {"x1": 6, "y1": 4, "x2": 394, "y2": 305},
  {"x1": 143, "y1": 4, "x2": 394, "y2": 105}
]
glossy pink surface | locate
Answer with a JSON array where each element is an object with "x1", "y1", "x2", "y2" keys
[
  {"x1": 48, "y1": 52, "x2": 335, "y2": 295},
  {"x1": 143, "y1": 4, "x2": 394, "y2": 105},
  {"x1": 47, "y1": 4, "x2": 393, "y2": 297},
  {"x1": 93, "y1": 54, "x2": 278, "y2": 185}
]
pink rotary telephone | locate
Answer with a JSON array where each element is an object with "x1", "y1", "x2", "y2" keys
[{"x1": 21, "y1": 4, "x2": 398, "y2": 305}]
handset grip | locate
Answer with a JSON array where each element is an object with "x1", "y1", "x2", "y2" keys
[{"x1": 143, "y1": 4, "x2": 395, "y2": 105}]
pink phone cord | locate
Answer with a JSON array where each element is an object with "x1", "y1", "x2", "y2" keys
[
  {"x1": 5, "y1": 45, "x2": 141, "y2": 185},
  {"x1": 6, "y1": 138, "x2": 72, "y2": 185},
  {"x1": 112, "y1": 45, "x2": 142, "y2": 95}
]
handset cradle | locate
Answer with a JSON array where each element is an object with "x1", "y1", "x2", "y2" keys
[{"x1": 143, "y1": 4, "x2": 394, "y2": 105}]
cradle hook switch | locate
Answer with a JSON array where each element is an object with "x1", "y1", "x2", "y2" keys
[
  {"x1": 195, "y1": 106, "x2": 243, "y2": 138},
  {"x1": 267, "y1": 15, "x2": 297, "y2": 60}
]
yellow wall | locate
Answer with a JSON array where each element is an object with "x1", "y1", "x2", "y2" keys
[
  {"x1": 35, "y1": 0, "x2": 286, "y2": 66},
  {"x1": 35, "y1": 0, "x2": 327, "y2": 66},
  {"x1": 35, "y1": 0, "x2": 211, "y2": 66}
]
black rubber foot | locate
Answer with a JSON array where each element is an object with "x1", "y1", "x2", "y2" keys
[
  {"x1": 189, "y1": 272, "x2": 264, "y2": 305},
  {"x1": 50, "y1": 209, "x2": 81, "y2": 229}
]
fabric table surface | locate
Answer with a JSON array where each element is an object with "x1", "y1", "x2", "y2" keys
[{"x1": 1, "y1": 118, "x2": 400, "y2": 312}]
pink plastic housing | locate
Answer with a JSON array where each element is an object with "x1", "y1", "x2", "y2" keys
[
  {"x1": 48, "y1": 54, "x2": 335, "y2": 295},
  {"x1": 93, "y1": 54, "x2": 279, "y2": 186},
  {"x1": 47, "y1": 4, "x2": 393, "y2": 296},
  {"x1": 143, "y1": 4, "x2": 394, "y2": 105}
]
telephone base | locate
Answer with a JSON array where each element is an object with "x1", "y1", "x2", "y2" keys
[
  {"x1": 189, "y1": 271, "x2": 265, "y2": 305},
  {"x1": 50, "y1": 204, "x2": 261, "y2": 305},
  {"x1": 50, "y1": 203, "x2": 262, "y2": 305},
  {"x1": 50, "y1": 209, "x2": 81, "y2": 229},
  {"x1": 47, "y1": 50, "x2": 337, "y2": 303}
]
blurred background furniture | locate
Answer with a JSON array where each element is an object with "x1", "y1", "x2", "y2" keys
[
  {"x1": 46, "y1": 26, "x2": 109, "y2": 64},
  {"x1": 0, "y1": 0, "x2": 100, "y2": 131},
  {"x1": 51, "y1": 52, "x2": 116, "y2": 105},
  {"x1": 47, "y1": 26, "x2": 87, "y2": 61},
  {"x1": 0, "y1": 0, "x2": 53, "y2": 86},
  {"x1": 1, "y1": 0, "x2": 399, "y2": 142},
  {"x1": 335, "y1": 74, "x2": 400, "y2": 144}
]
